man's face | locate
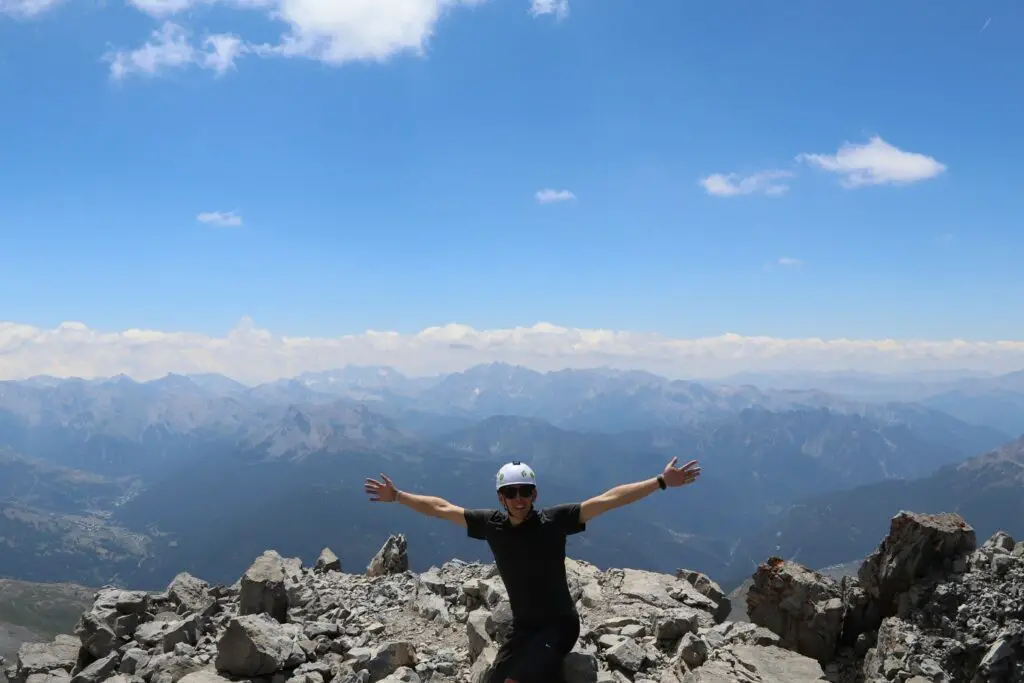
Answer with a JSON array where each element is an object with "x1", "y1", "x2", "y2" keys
[{"x1": 498, "y1": 484, "x2": 536, "y2": 518}]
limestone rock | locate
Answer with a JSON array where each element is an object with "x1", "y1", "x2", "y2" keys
[
  {"x1": 675, "y1": 570, "x2": 730, "y2": 624},
  {"x1": 167, "y1": 574, "x2": 214, "y2": 616},
  {"x1": 239, "y1": 550, "x2": 292, "y2": 623},
  {"x1": 746, "y1": 558, "x2": 843, "y2": 662},
  {"x1": 680, "y1": 644, "x2": 827, "y2": 682},
  {"x1": 857, "y1": 510, "x2": 976, "y2": 625},
  {"x1": 366, "y1": 535, "x2": 409, "y2": 578},
  {"x1": 9, "y1": 636, "x2": 80, "y2": 683},
  {"x1": 214, "y1": 614, "x2": 307, "y2": 677},
  {"x1": 315, "y1": 548, "x2": 342, "y2": 574},
  {"x1": 69, "y1": 653, "x2": 119, "y2": 683}
]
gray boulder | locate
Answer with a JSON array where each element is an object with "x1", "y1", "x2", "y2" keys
[
  {"x1": 239, "y1": 550, "x2": 291, "y2": 623},
  {"x1": 214, "y1": 615, "x2": 307, "y2": 677}
]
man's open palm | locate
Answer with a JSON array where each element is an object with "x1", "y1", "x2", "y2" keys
[
  {"x1": 662, "y1": 457, "x2": 701, "y2": 488},
  {"x1": 365, "y1": 473, "x2": 398, "y2": 502}
]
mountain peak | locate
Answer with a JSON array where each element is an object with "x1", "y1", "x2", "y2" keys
[{"x1": 5, "y1": 510, "x2": 1021, "y2": 683}]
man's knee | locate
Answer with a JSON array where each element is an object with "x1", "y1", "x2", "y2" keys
[{"x1": 503, "y1": 679, "x2": 518, "y2": 683}]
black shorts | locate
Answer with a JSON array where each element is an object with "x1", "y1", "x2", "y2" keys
[{"x1": 486, "y1": 617, "x2": 581, "y2": 683}]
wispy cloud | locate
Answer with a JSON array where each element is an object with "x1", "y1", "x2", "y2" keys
[
  {"x1": 2, "y1": 319, "x2": 1023, "y2": 384},
  {"x1": 127, "y1": 0, "x2": 197, "y2": 16},
  {"x1": 197, "y1": 210, "x2": 243, "y2": 227},
  {"x1": 699, "y1": 170, "x2": 793, "y2": 197},
  {"x1": 535, "y1": 188, "x2": 577, "y2": 204},
  {"x1": 106, "y1": 22, "x2": 248, "y2": 80},
  {"x1": 776, "y1": 256, "x2": 803, "y2": 267},
  {"x1": 797, "y1": 136, "x2": 947, "y2": 188},
  {"x1": 0, "y1": 0, "x2": 64, "y2": 17},
  {"x1": 529, "y1": 0, "x2": 568, "y2": 20}
]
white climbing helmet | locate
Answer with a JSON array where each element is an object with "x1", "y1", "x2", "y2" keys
[{"x1": 495, "y1": 461, "x2": 537, "y2": 490}]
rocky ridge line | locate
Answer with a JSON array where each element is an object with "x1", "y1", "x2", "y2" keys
[{"x1": 4, "y1": 510, "x2": 1022, "y2": 683}]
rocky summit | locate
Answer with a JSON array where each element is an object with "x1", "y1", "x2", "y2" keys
[
  {"x1": 4, "y1": 511, "x2": 1023, "y2": 683},
  {"x1": 746, "y1": 511, "x2": 1024, "y2": 682}
]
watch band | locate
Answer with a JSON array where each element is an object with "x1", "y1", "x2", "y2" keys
[{"x1": 657, "y1": 474, "x2": 666, "y2": 490}]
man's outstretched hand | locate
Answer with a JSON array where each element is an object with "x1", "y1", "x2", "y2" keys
[
  {"x1": 661, "y1": 457, "x2": 701, "y2": 488},
  {"x1": 365, "y1": 473, "x2": 399, "y2": 503}
]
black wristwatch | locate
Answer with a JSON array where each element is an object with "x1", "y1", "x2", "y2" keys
[{"x1": 656, "y1": 474, "x2": 666, "y2": 490}]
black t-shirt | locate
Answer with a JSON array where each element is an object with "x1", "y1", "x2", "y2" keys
[{"x1": 464, "y1": 503, "x2": 586, "y2": 624}]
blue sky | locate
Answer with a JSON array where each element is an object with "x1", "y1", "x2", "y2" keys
[{"x1": 1, "y1": 0, "x2": 1022, "y2": 350}]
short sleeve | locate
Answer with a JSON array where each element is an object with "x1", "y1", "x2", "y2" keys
[
  {"x1": 546, "y1": 503, "x2": 586, "y2": 536},
  {"x1": 464, "y1": 508, "x2": 496, "y2": 540}
]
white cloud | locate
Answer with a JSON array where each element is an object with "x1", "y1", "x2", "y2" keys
[
  {"x1": 0, "y1": 0, "x2": 63, "y2": 17},
  {"x1": 127, "y1": 0, "x2": 198, "y2": 16},
  {"x1": 529, "y1": 0, "x2": 568, "y2": 20},
  {"x1": 797, "y1": 136, "x2": 947, "y2": 188},
  {"x1": 197, "y1": 210, "x2": 243, "y2": 227},
  {"x1": 24, "y1": 0, "x2": 564, "y2": 76},
  {"x1": 535, "y1": 188, "x2": 576, "y2": 204},
  {"x1": 122, "y1": 0, "x2": 489, "y2": 67},
  {"x1": 106, "y1": 22, "x2": 249, "y2": 80},
  {"x1": 699, "y1": 170, "x2": 793, "y2": 197},
  {"x1": 254, "y1": 0, "x2": 483, "y2": 65},
  {"x1": 2, "y1": 318, "x2": 1024, "y2": 384},
  {"x1": 776, "y1": 257, "x2": 803, "y2": 267}
]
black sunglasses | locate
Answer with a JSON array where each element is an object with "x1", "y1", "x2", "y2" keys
[{"x1": 499, "y1": 484, "x2": 536, "y2": 499}]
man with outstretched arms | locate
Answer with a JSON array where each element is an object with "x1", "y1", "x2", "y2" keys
[{"x1": 364, "y1": 457, "x2": 701, "y2": 683}]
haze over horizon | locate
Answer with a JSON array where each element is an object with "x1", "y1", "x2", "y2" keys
[{"x1": 2, "y1": 317, "x2": 1024, "y2": 385}]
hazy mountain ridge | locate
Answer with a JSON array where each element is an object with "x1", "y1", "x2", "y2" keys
[
  {"x1": 4, "y1": 362, "x2": 1017, "y2": 440},
  {"x1": 717, "y1": 369, "x2": 1024, "y2": 436},
  {"x1": 726, "y1": 435, "x2": 1024, "y2": 584},
  {"x1": 0, "y1": 364, "x2": 1019, "y2": 602}
]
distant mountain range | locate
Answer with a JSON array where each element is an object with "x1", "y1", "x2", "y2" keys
[
  {"x1": 717, "y1": 369, "x2": 1024, "y2": 435},
  {"x1": 0, "y1": 363, "x2": 1021, "y2": 593},
  {"x1": 8, "y1": 361, "x2": 1024, "y2": 436}
]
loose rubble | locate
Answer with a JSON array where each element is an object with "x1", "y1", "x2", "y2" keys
[{"x1": 4, "y1": 511, "x2": 1021, "y2": 683}]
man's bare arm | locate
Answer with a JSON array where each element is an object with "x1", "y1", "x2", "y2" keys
[
  {"x1": 365, "y1": 473, "x2": 467, "y2": 527},
  {"x1": 579, "y1": 457, "x2": 701, "y2": 523},
  {"x1": 395, "y1": 490, "x2": 467, "y2": 527},
  {"x1": 580, "y1": 477, "x2": 660, "y2": 523}
]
